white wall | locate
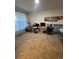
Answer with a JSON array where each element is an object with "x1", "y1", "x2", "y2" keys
[{"x1": 29, "y1": 9, "x2": 63, "y2": 26}]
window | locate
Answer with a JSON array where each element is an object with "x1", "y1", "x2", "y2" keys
[{"x1": 15, "y1": 11, "x2": 29, "y2": 32}]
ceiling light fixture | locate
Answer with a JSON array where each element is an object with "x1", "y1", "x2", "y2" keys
[{"x1": 35, "y1": 0, "x2": 39, "y2": 4}]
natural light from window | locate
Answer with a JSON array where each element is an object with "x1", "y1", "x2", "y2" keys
[{"x1": 15, "y1": 11, "x2": 29, "y2": 32}]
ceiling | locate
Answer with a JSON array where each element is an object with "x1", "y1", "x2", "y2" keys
[{"x1": 15, "y1": 0, "x2": 63, "y2": 13}]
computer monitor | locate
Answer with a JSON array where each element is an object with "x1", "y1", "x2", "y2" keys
[
  {"x1": 40, "y1": 23, "x2": 46, "y2": 26},
  {"x1": 35, "y1": 24, "x2": 39, "y2": 26},
  {"x1": 34, "y1": 23, "x2": 39, "y2": 26}
]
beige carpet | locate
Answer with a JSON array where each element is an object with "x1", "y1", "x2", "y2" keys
[{"x1": 15, "y1": 32, "x2": 63, "y2": 59}]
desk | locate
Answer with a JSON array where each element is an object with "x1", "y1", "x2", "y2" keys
[{"x1": 32, "y1": 26, "x2": 46, "y2": 32}]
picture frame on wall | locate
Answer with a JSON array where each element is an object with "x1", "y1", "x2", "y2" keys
[
  {"x1": 51, "y1": 16, "x2": 58, "y2": 22},
  {"x1": 44, "y1": 16, "x2": 63, "y2": 22},
  {"x1": 44, "y1": 17, "x2": 50, "y2": 21}
]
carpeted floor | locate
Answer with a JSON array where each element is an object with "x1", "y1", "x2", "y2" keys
[{"x1": 15, "y1": 32, "x2": 63, "y2": 59}]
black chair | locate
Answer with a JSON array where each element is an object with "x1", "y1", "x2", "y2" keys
[
  {"x1": 46, "y1": 25, "x2": 54, "y2": 34},
  {"x1": 25, "y1": 26, "x2": 32, "y2": 32}
]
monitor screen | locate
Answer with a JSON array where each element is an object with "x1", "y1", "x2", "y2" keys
[
  {"x1": 35, "y1": 24, "x2": 39, "y2": 26},
  {"x1": 40, "y1": 23, "x2": 45, "y2": 26}
]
